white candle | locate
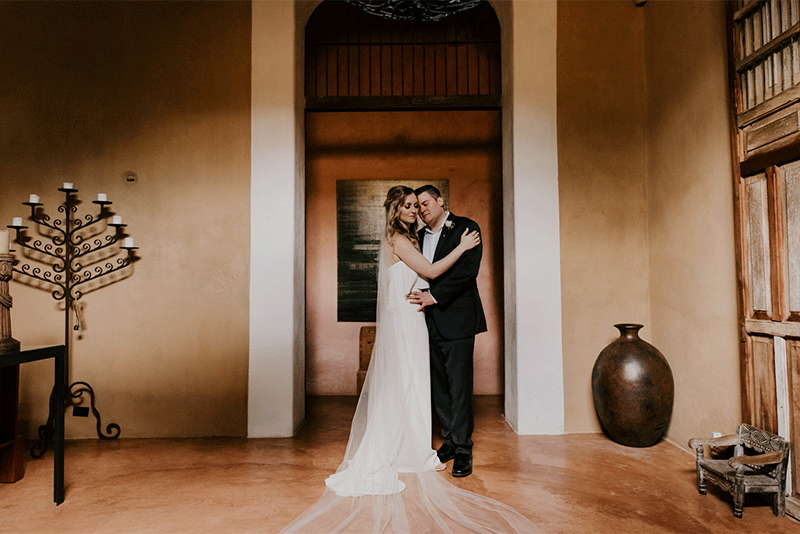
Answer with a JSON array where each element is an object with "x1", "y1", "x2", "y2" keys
[
  {"x1": 111, "y1": 215, "x2": 122, "y2": 225},
  {"x1": 123, "y1": 237, "x2": 134, "y2": 248},
  {"x1": 12, "y1": 217, "x2": 22, "y2": 227},
  {"x1": 63, "y1": 182, "x2": 73, "y2": 189},
  {"x1": 29, "y1": 194, "x2": 39, "y2": 203},
  {"x1": 97, "y1": 193, "x2": 107, "y2": 202},
  {"x1": 0, "y1": 230, "x2": 8, "y2": 254}
]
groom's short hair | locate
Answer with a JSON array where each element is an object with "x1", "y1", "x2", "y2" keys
[{"x1": 414, "y1": 185, "x2": 441, "y2": 199}]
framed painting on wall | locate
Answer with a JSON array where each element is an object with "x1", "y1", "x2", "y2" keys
[{"x1": 336, "y1": 179, "x2": 449, "y2": 322}]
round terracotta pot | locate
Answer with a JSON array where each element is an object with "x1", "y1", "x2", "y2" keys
[{"x1": 591, "y1": 323, "x2": 674, "y2": 447}]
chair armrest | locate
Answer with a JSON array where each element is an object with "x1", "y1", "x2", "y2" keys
[
  {"x1": 728, "y1": 451, "x2": 784, "y2": 467},
  {"x1": 688, "y1": 435, "x2": 738, "y2": 449}
]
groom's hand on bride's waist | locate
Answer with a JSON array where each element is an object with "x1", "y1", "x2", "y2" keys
[{"x1": 407, "y1": 290, "x2": 436, "y2": 312}]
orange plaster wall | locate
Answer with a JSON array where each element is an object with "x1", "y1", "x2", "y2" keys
[
  {"x1": 0, "y1": 1, "x2": 251, "y2": 438},
  {"x1": 305, "y1": 110, "x2": 503, "y2": 395},
  {"x1": 557, "y1": 0, "x2": 650, "y2": 433}
]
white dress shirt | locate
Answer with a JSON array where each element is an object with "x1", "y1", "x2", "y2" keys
[{"x1": 416, "y1": 212, "x2": 450, "y2": 292}]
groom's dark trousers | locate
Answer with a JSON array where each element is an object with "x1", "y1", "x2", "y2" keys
[
  {"x1": 420, "y1": 213, "x2": 487, "y2": 456},
  {"x1": 429, "y1": 324, "x2": 475, "y2": 454}
]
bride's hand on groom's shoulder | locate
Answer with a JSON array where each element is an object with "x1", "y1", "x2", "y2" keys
[{"x1": 459, "y1": 229, "x2": 480, "y2": 251}]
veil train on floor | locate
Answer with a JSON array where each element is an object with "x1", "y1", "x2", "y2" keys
[{"x1": 279, "y1": 241, "x2": 538, "y2": 534}]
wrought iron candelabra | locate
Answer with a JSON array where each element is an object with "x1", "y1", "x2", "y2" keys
[{"x1": 7, "y1": 184, "x2": 138, "y2": 457}]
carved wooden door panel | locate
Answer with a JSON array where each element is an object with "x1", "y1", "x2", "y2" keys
[
  {"x1": 729, "y1": 0, "x2": 800, "y2": 517},
  {"x1": 739, "y1": 162, "x2": 800, "y2": 511}
]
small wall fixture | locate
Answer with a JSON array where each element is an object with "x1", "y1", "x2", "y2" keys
[{"x1": 122, "y1": 171, "x2": 138, "y2": 184}]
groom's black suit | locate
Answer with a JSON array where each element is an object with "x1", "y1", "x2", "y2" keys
[{"x1": 419, "y1": 213, "x2": 486, "y2": 456}]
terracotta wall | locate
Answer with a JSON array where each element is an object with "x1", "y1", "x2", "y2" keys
[
  {"x1": 0, "y1": 0, "x2": 741, "y2": 442},
  {"x1": 558, "y1": 1, "x2": 741, "y2": 446},
  {"x1": 305, "y1": 110, "x2": 503, "y2": 395},
  {"x1": 557, "y1": 0, "x2": 650, "y2": 433},
  {"x1": 643, "y1": 1, "x2": 740, "y2": 449},
  {"x1": 0, "y1": 1, "x2": 251, "y2": 438},
  {"x1": 557, "y1": 0, "x2": 740, "y2": 446}
]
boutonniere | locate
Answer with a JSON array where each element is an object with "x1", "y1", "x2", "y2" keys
[{"x1": 443, "y1": 220, "x2": 454, "y2": 233}]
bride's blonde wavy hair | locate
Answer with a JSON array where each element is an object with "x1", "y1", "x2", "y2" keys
[{"x1": 383, "y1": 185, "x2": 420, "y2": 249}]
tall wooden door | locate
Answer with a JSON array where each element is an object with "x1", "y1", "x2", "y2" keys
[{"x1": 728, "y1": 0, "x2": 800, "y2": 517}]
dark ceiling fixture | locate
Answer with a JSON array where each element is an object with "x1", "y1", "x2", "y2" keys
[{"x1": 344, "y1": 0, "x2": 485, "y2": 21}]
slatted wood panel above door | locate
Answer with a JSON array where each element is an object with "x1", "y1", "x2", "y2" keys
[
  {"x1": 731, "y1": 0, "x2": 800, "y2": 172},
  {"x1": 734, "y1": 0, "x2": 800, "y2": 114},
  {"x1": 305, "y1": 1, "x2": 500, "y2": 110}
]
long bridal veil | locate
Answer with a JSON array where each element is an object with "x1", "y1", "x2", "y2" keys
[{"x1": 279, "y1": 241, "x2": 538, "y2": 533}]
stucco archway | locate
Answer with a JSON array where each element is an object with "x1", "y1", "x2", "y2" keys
[{"x1": 248, "y1": 0, "x2": 564, "y2": 437}]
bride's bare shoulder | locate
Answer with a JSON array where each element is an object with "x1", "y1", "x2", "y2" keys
[
  {"x1": 390, "y1": 233, "x2": 415, "y2": 249},
  {"x1": 384, "y1": 238, "x2": 402, "y2": 266},
  {"x1": 390, "y1": 234, "x2": 419, "y2": 265}
]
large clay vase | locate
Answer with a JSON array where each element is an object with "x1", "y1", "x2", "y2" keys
[{"x1": 591, "y1": 324, "x2": 674, "y2": 447}]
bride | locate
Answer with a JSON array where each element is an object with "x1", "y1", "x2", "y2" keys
[{"x1": 280, "y1": 186, "x2": 537, "y2": 533}]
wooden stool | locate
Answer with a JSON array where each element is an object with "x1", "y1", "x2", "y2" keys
[{"x1": 689, "y1": 424, "x2": 790, "y2": 518}]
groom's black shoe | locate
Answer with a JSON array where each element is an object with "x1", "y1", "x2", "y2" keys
[
  {"x1": 437, "y1": 443, "x2": 456, "y2": 463},
  {"x1": 452, "y1": 453, "x2": 472, "y2": 477}
]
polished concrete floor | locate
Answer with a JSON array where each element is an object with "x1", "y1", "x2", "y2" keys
[{"x1": 1, "y1": 396, "x2": 798, "y2": 533}]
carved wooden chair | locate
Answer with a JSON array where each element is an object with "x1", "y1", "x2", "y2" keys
[{"x1": 688, "y1": 424, "x2": 790, "y2": 518}]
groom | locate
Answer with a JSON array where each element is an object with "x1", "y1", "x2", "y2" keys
[{"x1": 408, "y1": 185, "x2": 487, "y2": 478}]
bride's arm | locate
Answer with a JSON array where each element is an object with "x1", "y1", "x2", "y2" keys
[{"x1": 391, "y1": 231, "x2": 479, "y2": 280}]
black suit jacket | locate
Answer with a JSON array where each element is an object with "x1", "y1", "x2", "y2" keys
[{"x1": 419, "y1": 213, "x2": 487, "y2": 340}]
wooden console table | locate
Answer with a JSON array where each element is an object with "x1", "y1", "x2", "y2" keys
[{"x1": 0, "y1": 345, "x2": 66, "y2": 504}]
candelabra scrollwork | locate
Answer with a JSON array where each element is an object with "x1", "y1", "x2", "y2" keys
[
  {"x1": 29, "y1": 385, "x2": 61, "y2": 459},
  {"x1": 70, "y1": 381, "x2": 121, "y2": 440},
  {"x1": 7, "y1": 186, "x2": 138, "y2": 457}
]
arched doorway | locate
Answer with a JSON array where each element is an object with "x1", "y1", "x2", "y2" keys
[
  {"x1": 248, "y1": 1, "x2": 563, "y2": 437},
  {"x1": 304, "y1": 1, "x2": 505, "y2": 398}
]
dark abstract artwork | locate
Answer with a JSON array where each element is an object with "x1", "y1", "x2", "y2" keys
[{"x1": 337, "y1": 180, "x2": 449, "y2": 322}]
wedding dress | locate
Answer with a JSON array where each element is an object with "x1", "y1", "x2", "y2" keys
[{"x1": 279, "y1": 241, "x2": 538, "y2": 533}]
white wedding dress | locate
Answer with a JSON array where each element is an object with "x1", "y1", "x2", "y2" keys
[{"x1": 279, "y1": 241, "x2": 538, "y2": 533}]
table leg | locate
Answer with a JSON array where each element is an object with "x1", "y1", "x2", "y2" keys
[
  {"x1": 53, "y1": 348, "x2": 65, "y2": 505},
  {"x1": 0, "y1": 364, "x2": 24, "y2": 482}
]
